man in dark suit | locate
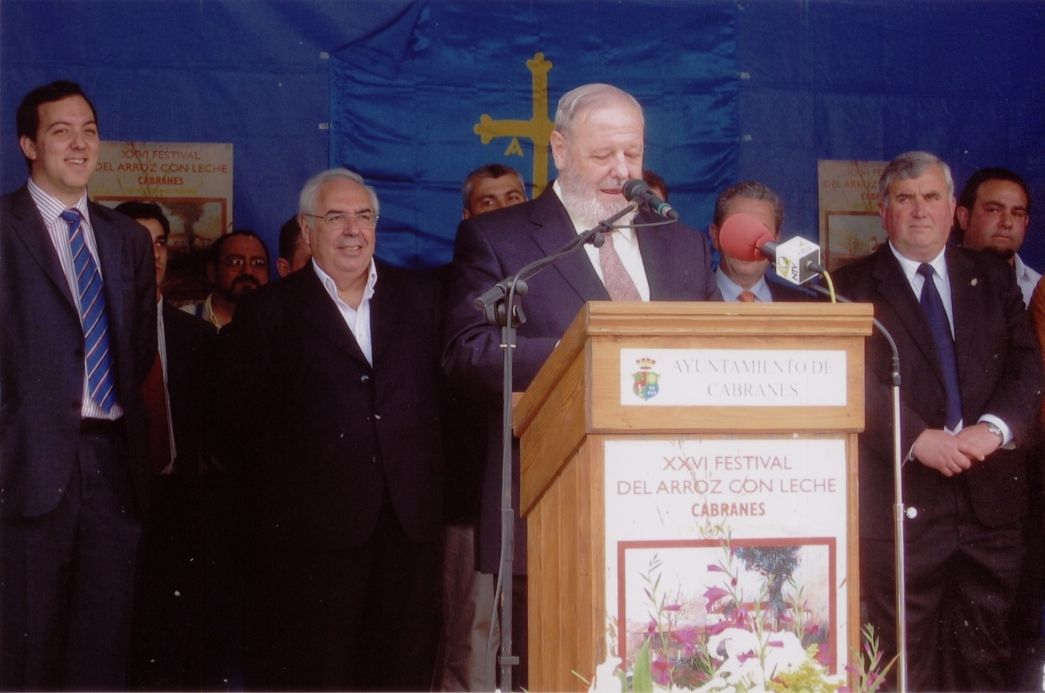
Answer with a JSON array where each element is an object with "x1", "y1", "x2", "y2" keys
[
  {"x1": 708, "y1": 180, "x2": 810, "y2": 302},
  {"x1": 0, "y1": 80, "x2": 157, "y2": 689},
  {"x1": 219, "y1": 168, "x2": 443, "y2": 690},
  {"x1": 833, "y1": 151, "x2": 1043, "y2": 690},
  {"x1": 442, "y1": 83, "x2": 720, "y2": 687},
  {"x1": 114, "y1": 201, "x2": 222, "y2": 689}
]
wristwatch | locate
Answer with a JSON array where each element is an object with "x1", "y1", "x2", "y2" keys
[{"x1": 983, "y1": 421, "x2": 1004, "y2": 442}]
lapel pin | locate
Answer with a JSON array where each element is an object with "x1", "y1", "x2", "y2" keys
[{"x1": 970, "y1": 278, "x2": 978, "y2": 286}]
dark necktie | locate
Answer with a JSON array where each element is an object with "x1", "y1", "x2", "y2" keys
[
  {"x1": 62, "y1": 209, "x2": 118, "y2": 413},
  {"x1": 599, "y1": 231, "x2": 641, "y2": 301},
  {"x1": 917, "y1": 263, "x2": 961, "y2": 429}
]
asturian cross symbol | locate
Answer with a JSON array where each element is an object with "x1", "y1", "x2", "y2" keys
[{"x1": 473, "y1": 52, "x2": 554, "y2": 196}]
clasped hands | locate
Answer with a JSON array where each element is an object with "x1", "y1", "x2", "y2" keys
[{"x1": 912, "y1": 423, "x2": 1003, "y2": 477}]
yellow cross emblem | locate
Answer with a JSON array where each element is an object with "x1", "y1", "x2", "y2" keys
[{"x1": 473, "y1": 52, "x2": 554, "y2": 196}]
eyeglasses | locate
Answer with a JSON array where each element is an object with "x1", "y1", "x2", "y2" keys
[
  {"x1": 221, "y1": 255, "x2": 268, "y2": 269},
  {"x1": 304, "y1": 210, "x2": 379, "y2": 230}
]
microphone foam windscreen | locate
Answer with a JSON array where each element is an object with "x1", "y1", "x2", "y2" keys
[{"x1": 719, "y1": 213, "x2": 774, "y2": 261}]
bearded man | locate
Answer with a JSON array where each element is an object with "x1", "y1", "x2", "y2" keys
[{"x1": 442, "y1": 82, "x2": 720, "y2": 686}]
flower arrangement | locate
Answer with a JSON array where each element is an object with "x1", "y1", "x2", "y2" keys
[{"x1": 583, "y1": 527, "x2": 893, "y2": 692}]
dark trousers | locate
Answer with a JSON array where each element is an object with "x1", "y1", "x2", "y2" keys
[
  {"x1": 0, "y1": 424, "x2": 142, "y2": 690},
  {"x1": 862, "y1": 481, "x2": 1023, "y2": 691},
  {"x1": 243, "y1": 495, "x2": 440, "y2": 691}
]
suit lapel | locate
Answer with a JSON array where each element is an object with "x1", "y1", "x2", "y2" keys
[
  {"x1": 871, "y1": 247, "x2": 945, "y2": 384},
  {"x1": 291, "y1": 267, "x2": 372, "y2": 368},
  {"x1": 945, "y1": 249, "x2": 982, "y2": 381},
  {"x1": 524, "y1": 187, "x2": 609, "y2": 302},
  {"x1": 8, "y1": 186, "x2": 76, "y2": 309},
  {"x1": 368, "y1": 263, "x2": 399, "y2": 372}
]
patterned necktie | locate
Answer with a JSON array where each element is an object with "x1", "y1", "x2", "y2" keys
[
  {"x1": 917, "y1": 263, "x2": 961, "y2": 429},
  {"x1": 737, "y1": 290, "x2": 758, "y2": 303},
  {"x1": 599, "y1": 231, "x2": 641, "y2": 301},
  {"x1": 62, "y1": 209, "x2": 118, "y2": 413}
]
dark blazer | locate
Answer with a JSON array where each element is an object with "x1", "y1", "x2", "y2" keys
[
  {"x1": 442, "y1": 185, "x2": 721, "y2": 571},
  {"x1": 833, "y1": 245, "x2": 1042, "y2": 540},
  {"x1": 218, "y1": 260, "x2": 443, "y2": 550},
  {"x1": 0, "y1": 185, "x2": 157, "y2": 518},
  {"x1": 162, "y1": 302, "x2": 217, "y2": 476}
]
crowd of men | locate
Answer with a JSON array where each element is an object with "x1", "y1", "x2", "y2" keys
[{"x1": 1, "y1": 78, "x2": 1043, "y2": 693}]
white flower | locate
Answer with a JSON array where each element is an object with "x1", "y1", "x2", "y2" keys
[{"x1": 589, "y1": 656, "x2": 623, "y2": 693}]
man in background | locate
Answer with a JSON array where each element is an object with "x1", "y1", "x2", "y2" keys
[
  {"x1": 956, "y1": 166, "x2": 1037, "y2": 307},
  {"x1": 708, "y1": 180, "x2": 808, "y2": 302},
  {"x1": 276, "y1": 214, "x2": 311, "y2": 278},
  {"x1": 182, "y1": 229, "x2": 269, "y2": 328},
  {"x1": 461, "y1": 163, "x2": 526, "y2": 219}
]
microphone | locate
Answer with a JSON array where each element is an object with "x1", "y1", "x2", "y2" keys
[
  {"x1": 622, "y1": 179, "x2": 679, "y2": 220},
  {"x1": 719, "y1": 212, "x2": 824, "y2": 285}
]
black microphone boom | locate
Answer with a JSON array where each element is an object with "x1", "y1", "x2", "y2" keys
[{"x1": 622, "y1": 179, "x2": 679, "y2": 220}]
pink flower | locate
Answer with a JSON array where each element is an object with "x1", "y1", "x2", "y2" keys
[
  {"x1": 707, "y1": 564, "x2": 724, "y2": 572},
  {"x1": 651, "y1": 657, "x2": 672, "y2": 686},
  {"x1": 663, "y1": 603, "x2": 681, "y2": 612},
  {"x1": 670, "y1": 627, "x2": 700, "y2": 655},
  {"x1": 767, "y1": 639, "x2": 784, "y2": 648},
  {"x1": 646, "y1": 619, "x2": 657, "y2": 636},
  {"x1": 706, "y1": 619, "x2": 733, "y2": 636},
  {"x1": 737, "y1": 649, "x2": 757, "y2": 664},
  {"x1": 704, "y1": 586, "x2": 729, "y2": 608}
]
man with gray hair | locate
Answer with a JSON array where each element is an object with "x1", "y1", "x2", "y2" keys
[
  {"x1": 834, "y1": 151, "x2": 1042, "y2": 690},
  {"x1": 443, "y1": 82, "x2": 719, "y2": 686},
  {"x1": 219, "y1": 168, "x2": 444, "y2": 690}
]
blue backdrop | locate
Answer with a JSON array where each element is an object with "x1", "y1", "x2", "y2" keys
[{"x1": 2, "y1": 0, "x2": 1043, "y2": 271}]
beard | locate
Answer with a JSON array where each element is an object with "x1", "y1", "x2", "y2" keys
[
  {"x1": 983, "y1": 245, "x2": 1016, "y2": 262},
  {"x1": 219, "y1": 275, "x2": 262, "y2": 303},
  {"x1": 558, "y1": 168, "x2": 630, "y2": 225}
]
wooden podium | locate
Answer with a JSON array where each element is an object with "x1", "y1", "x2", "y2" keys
[{"x1": 514, "y1": 301, "x2": 873, "y2": 691}]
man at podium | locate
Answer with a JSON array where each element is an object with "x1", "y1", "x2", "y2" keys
[{"x1": 442, "y1": 82, "x2": 720, "y2": 686}]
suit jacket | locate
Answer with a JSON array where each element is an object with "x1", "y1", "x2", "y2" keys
[
  {"x1": 218, "y1": 260, "x2": 443, "y2": 551},
  {"x1": 442, "y1": 185, "x2": 720, "y2": 571},
  {"x1": 0, "y1": 185, "x2": 157, "y2": 518},
  {"x1": 162, "y1": 303, "x2": 217, "y2": 477},
  {"x1": 833, "y1": 245, "x2": 1042, "y2": 540}
]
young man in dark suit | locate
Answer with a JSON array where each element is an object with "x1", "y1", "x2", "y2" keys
[
  {"x1": 0, "y1": 80, "x2": 157, "y2": 689},
  {"x1": 834, "y1": 151, "x2": 1043, "y2": 691},
  {"x1": 219, "y1": 168, "x2": 443, "y2": 690}
]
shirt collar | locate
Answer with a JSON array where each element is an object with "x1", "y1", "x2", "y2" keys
[
  {"x1": 311, "y1": 257, "x2": 378, "y2": 307},
  {"x1": 27, "y1": 178, "x2": 90, "y2": 224},
  {"x1": 888, "y1": 241, "x2": 948, "y2": 284}
]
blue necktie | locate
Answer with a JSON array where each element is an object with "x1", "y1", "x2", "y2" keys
[
  {"x1": 62, "y1": 210, "x2": 117, "y2": 413},
  {"x1": 917, "y1": 263, "x2": 961, "y2": 429}
]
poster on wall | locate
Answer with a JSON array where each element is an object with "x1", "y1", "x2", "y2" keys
[
  {"x1": 817, "y1": 160, "x2": 886, "y2": 271},
  {"x1": 91, "y1": 141, "x2": 234, "y2": 302},
  {"x1": 603, "y1": 437, "x2": 849, "y2": 687}
]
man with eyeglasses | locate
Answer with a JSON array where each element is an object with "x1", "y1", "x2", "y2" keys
[
  {"x1": 218, "y1": 168, "x2": 443, "y2": 690},
  {"x1": 182, "y1": 230, "x2": 270, "y2": 328}
]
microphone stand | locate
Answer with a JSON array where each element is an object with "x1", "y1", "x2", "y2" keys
[
  {"x1": 474, "y1": 203, "x2": 638, "y2": 691},
  {"x1": 804, "y1": 282, "x2": 907, "y2": 693}
]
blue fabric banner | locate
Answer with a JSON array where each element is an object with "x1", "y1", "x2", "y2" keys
[{"x1": 331, "y1": 0, "x2": 738, "y2": 268}]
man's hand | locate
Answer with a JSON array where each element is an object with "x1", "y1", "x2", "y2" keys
[
  {"x1": 954, "y1": 422, "x2": 1004, "y2": 461},
  {"x1": 912, "y1": 429, "x2": 974, "y2": 477}
]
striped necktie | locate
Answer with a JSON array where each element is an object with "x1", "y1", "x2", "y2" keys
[{"x1": 62, "y1": 210, "x2": 118, "y2": 413}]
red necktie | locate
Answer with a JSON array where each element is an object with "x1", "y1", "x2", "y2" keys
[
  {"x1": 142, "y1": 352, "x2": 172, "y2": 473},
  {"x1": 737, "y1": 290, "x2": 758, "y2": 302}
]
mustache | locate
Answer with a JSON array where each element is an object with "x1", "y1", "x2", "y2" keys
[{"x1": 231, "y1": 274, "x2": 261, "y2": 288}]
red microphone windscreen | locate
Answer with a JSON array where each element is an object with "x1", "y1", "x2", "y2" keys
[{"x1": 719, "y1": 213, "x2": 774, "y2": 261}]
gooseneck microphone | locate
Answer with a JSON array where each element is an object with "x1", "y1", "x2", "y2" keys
[{"x1": 622, "y1": 179, "x2": 679, "y2": 220}]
